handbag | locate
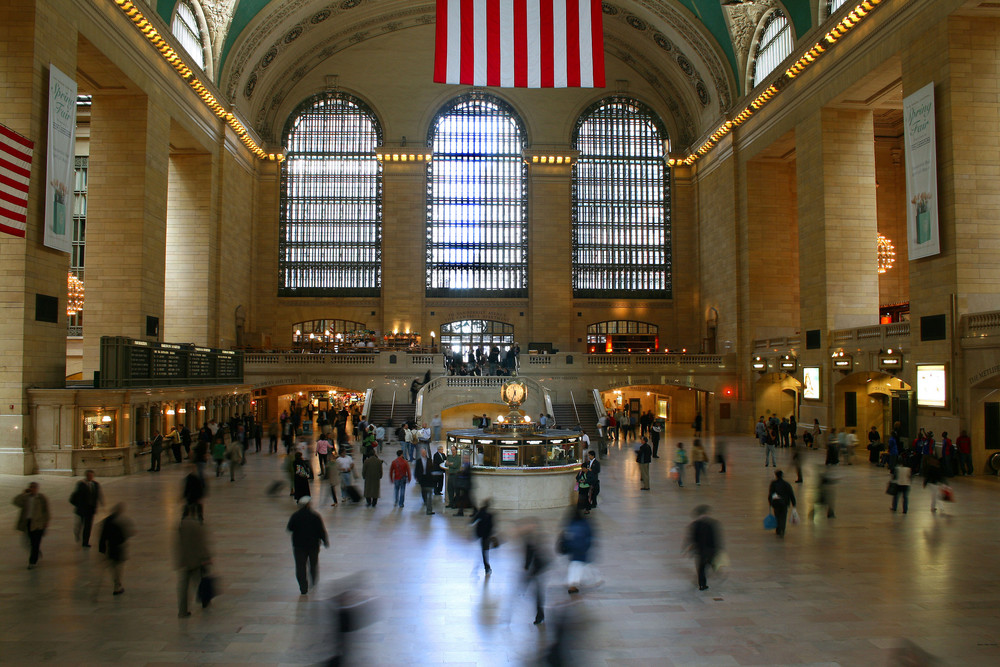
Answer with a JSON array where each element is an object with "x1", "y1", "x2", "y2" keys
[
  {"x1": 196, "y1": 573, "x2": 217, "y2": 607},
  {"x1": 763, "y1": 513, "x2": 777, "y2": 530},
  {"x1": 940, "y1": 485, "x2": 955, "y2": 502},
  {"x1": 886, "y1": 481, "x2": 898, "y2": 496},
  {"x1": 712, "y1": 550, "x2": 730, "y2": 571},
  {"x1": 790, "y1": 508, "x2": 800, "y2": 525}
]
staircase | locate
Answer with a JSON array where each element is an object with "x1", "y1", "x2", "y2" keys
[
  {"x1": 368, "y1": 402, "x2": 416, "y2": 429},
  {"x1": 551, "y1": 400, "x2": 600, "y2": 437}
]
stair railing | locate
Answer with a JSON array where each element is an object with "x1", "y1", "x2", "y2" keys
[
  {"x1": 569, "y1": 390, "x2": 582, "y2": 428},
  {"x1": 361, "y1": 388, "x2": 373, "y2": 422}
]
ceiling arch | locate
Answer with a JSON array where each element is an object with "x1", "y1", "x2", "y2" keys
[{"x1": 152, "y1": 0, "x2": 824, "y2": 148}]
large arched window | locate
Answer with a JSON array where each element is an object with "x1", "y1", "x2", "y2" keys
[
  {"x1": 171, "y1": 0, "x2": 207, "y2": 71},
  {"x1": 279, "y1": 92, "x2": 383, "y2": 297},
  {"x1": 587, "y1": 320, "x2": 659, "y2": 353},
  {"x1": 750, "y1": 10, "x2": 793, "y2": 88},
  {"x1": 572, "y1": 96, "x2": 670, "y2": 298},
  {"x1": 426, "y1": 93, "x2": 528, "y2": 298}
]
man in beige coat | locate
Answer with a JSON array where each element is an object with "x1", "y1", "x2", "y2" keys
[
  {"x1": 176, "y1": 505, "x2": 212, "y2": 618},
  {"x1": 13, "y1": 482, "x2": 50, "y2": 569}
]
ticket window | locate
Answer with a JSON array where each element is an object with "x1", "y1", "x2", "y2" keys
[{"x1": 82, "y1": 410, "x2": 117, "y2": 449}]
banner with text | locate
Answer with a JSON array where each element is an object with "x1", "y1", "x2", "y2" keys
[
  {"x1": 44, "y1": 64, "x2": 77, "y2": 253},
  {"x1": 903, "y1": 82, "x2": 940, "y2": 260}
]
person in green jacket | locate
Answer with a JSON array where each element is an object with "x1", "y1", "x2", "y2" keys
[{"x1": 211, "y1": 438, "x2": 226, "y2": 478}]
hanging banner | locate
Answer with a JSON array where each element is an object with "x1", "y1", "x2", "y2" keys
[
  {"x1": 903, "y1": 82, "x2": 940, "y2": 260},
  {"x1": 44, "y1": 64, "x2": 77, "y2": 253}
]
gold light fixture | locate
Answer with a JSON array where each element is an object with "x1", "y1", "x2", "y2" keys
[
  {"x1": 877, "y1": 233, "x2": 896, "y2": 274},
  {"x1": 67, "y1": 272, "x2": 84, "y2": 316}
]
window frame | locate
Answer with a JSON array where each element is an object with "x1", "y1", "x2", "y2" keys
[
  {"x1": 571, "y1": 95, "x2": 672, "y2": 299},
  {"x1": 171, "y1": 0, "x2": 207, "y2": 72},
  {"x1": 750, "y1": 10, "x2": 793, "y2": 89},
  {"x1": 278, "y1": 91, "x2": 384, "y2": 297},
  {"x1": 425, "y1": 91, "x2": 529, "y2": 299}
]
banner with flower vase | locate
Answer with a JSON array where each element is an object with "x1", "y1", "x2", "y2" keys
[{"x1": 903, "y1": 82, "x2": 939, "y2": 260}]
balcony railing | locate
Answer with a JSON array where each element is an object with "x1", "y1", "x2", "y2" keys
[{"x1": 830, "y1": 322, "x2": 910, "y2": 347}]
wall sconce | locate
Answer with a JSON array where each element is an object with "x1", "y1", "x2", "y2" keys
[
  {"x1": 751, "y1": 356, "x2": 767, "y2": 373},
  {"x1": 831, "y1": 350, "x2": 854, "y2": 373},
  {"x1": 197, "y1": 404, "x2": 206, "y2": 411},
  {"x1": 101, "y1": 414, "x2": 112, "y2": 423},
  {"x1": 878, "y1": 348, "x2": 903, "y2": 373},
  {"x1": 778, "y1": 355, "x2": 797, "y2": 373},
  {"x1": 166, "y1": 408, "x2": 176, "y2": 415}
]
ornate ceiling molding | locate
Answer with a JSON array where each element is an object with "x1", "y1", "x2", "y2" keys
[
  {"x1": 723, "y1": 0, "x2": 779, "y2": 91},
  {"x1": 249, "y1": 9, "x2": 435, "y2": 141},
  {"x1": 620, "y1": 0, "x2": 736, "y2": 112},
  {"x1": 603, "y1": 34, "x2": 696, "y2": 146}
]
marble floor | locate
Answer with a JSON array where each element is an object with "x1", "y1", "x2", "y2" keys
[{"x1": 2, "y1": 429, "x2": 999, "y2": 666}]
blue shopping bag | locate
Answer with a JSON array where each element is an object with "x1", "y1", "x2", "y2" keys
[{"x1": 763, "y1": 513, "x2": 777, "y2": 530}]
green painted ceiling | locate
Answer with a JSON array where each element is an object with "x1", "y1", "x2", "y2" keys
[{"x1": 156, "y1": 0, "x2": 818, "y2": 87}]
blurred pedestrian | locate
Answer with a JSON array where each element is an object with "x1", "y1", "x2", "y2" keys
[
  {"x1": 471, "y1": 499, "x2": 496, "y2": 575},
  {"x1": 316, "y1": 435, "x2": 333, "y2": 476},
  {"x1": 182, "y1": 463, "x2": 206, "y2": 520},
  {"x1": 337, "y1": 448, "x2": 356, "y2": 503},
  {"x1": 432, "y1": 445, "x2": 447, "y2": 496},
  {"x1": 673, "y1": 442, "x2": 688, "y2": 487},
  {"x1": 575, "y1": 464, "x2": 593, "y2": 513},
  {"x1": 636, "y1": 436, "x2": 652, "y2": 490},
  {"x1": 13, "y1": 482, "x2": 50, "y2": 569},
  {"x1": 98, "y1": 502, "x2": 133, "y2": 596},
  {"x1": 691, "y1": 440, "x2": 708, "y2": 486},
  {"x1": 226, "y1": 437, "x2": 242, "y2": 482},
  {"x1": 453, "y1": 462, "x2": 473, "y2": 516},
  {"x1": 715, "y1": 440, "x2": 728, "y2": 473},
  {"x1": 520, "y1": 518, "x2": 549, "y2": 625},
  {"x1": 890, "y1": 462, "x2": 912, "y2": 514},
  {"x1": 791, "y1": 445, "x2": 803, "y2": 483},
  {"x1": 415, "y1": 448, "x2": 436, "y2": 515},
  {"x1": 445, "y1": 445, "x2": 461, "y2": 508},
  {"x1": 212, "y1": 437, "x2": 226, "y2": 477},
  {"x1": 560, "y1": 508, "x2": 597, "y2": 594},
  {"x1": 176, "y1": 504, "x2": 211, "y2": 618},
  {"x1": 287, "y1": 496, "x2": 329, "y2": 595},
  {"x1": 684, "y1": 504, "x2": 721, "y2": 591},
  {"x1": 767, "y1": 470, "x2": 796, "y2": 538},
  {"x1": 362, "y1": 449, "x2": 383, "y2": 507},
  {"x1": 70, "y1": 469, "x2": 103, "y2": 548}
]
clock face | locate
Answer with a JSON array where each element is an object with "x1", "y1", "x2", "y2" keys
[{"x1": 502, "y1": 382, "x2": 526, "y2": 404}]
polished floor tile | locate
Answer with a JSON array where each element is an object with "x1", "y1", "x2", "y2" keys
[{"x1": 2, "y1": 430, "x2": 998, "y2": 665}]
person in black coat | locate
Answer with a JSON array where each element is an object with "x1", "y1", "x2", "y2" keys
[
  {"x1": 286, "y1": 496, "x2": 329, "y2": 595},
  {"x1": 520, "y1": 518, "x2": 549, "y2": 624},
  {"x1": 636, "y1": 437, "x2": 652, "y2": 490},
  {"x1": 414, "y1": 449, "x2": 436, "y2": 515},
  {"x1": 148, "y1": 430, "x2": 163, "y2": 472},
  {"x1": 685, "y1": 505, "x2": 721, "y2": 591},
  {"x1": 767, "y1": 470, "x2": 796, "y2": 537},
  {"x1": 471, "y1": 500, "x2": 495, "y2": 575},
  {"x1": 70, "y1": 469, "x2": 103, "y2": 547}
]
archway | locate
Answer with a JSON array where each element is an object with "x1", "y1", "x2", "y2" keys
[
  {"x1": 833, "y1": 372, "x2": 912, "y2": 443},
  {"x1": 754, "y1": 372, "x2": 802, "y2": 424}
]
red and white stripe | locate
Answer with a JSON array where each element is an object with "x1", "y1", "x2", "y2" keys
[
  {"x1": 435, "y1": 0, "x2": 605, "y2": 88},
  {"x1": 0, "y1": 123, "x2": 34, "y2": 239}
]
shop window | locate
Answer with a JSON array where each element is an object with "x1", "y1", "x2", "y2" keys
[
  {"x1": 587, "y1": 320, "x2": 659, "y2": 353},
  {"x1": 82, "y1": 410, "x2": 116, "y2": 449}
]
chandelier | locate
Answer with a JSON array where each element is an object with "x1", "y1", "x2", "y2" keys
[
  {"x1": 67, "y1": 272, "x2": 85, "y2": 316},
  {"x1": 877, "y1": 233, "x2": 896, "y2": 274}
]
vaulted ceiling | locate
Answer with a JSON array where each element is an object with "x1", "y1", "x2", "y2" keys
[{"x1": 152, "y1": 1, "x2": 825, "y2": 147}]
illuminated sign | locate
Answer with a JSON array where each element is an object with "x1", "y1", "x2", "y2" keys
[
  {"x1": 803, "y1": 367, "x2": 820, "y2": 400},
  {"x1": 917, "y1": 364, "x2": 946, "y2": 407}
]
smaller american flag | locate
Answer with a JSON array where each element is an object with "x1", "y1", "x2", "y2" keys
[{"x1": 1, "y1": 123, "x2": 35, "y2": 239}]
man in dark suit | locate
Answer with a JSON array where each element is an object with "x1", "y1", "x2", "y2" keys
[
  {"x1": 685, "y1": 505, "x2": 721, "y2": 591},
  {"x1": 767, "y1": 470, "x2": 797, "y2": 537},
  {"x1": 70, "y1": 469, "x2": 103, "y2": 547},
  {"x1": 149, "y1": 430, "x2": 163, "y2": 472}
]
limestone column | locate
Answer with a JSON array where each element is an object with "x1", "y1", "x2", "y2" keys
[
  {"x1": 525, "y1": 153, "x2": 574, "y2": 351},
  {"x1": 901, "y1": 16, "x2": 1000, "y2": 458},
  {"x1": 0, "y1": 1, "x2": 77, "y2": 473},
  {"x1": 796, "y1": 108, "x2": 879, "y2": 424},
  {"x1": 380, "y1": 154, "x2": 427, "y2": 336},
  {"x1": 83, "y1": 92, "x2": 170, "y2": 381},
  {"x1": 164, "y1": 153, "x2": 213, "y2": 345}
]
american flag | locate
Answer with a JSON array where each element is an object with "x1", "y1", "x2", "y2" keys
[
  {"x1": 434, "y1": 0, "x2": 605, "y2": 88},
  {"x1": 0, "y1": 123, "x2": 34, "y2": 239}
]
